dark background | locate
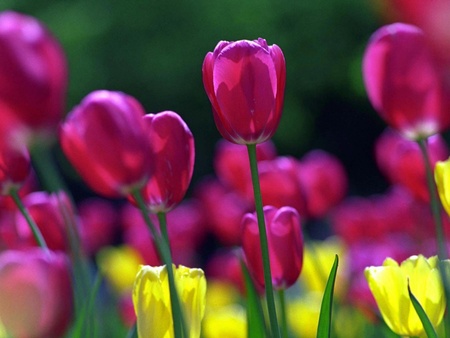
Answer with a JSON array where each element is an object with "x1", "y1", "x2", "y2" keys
[{"x1": 0, "y1": 0, "x2": 389, "y2": 198}]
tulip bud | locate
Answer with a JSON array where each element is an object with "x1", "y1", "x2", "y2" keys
[
  {"x1": 131, "y1": 111, "x2": 195, "y2": 213},
  {"x1": 202, "y1": 38, "x2": 286, "y2": 144},
  {"x1": 242, "y1": 206, "x2": 303, "y2": 289},
  {"x1": 0, "y1": 11, "x2": 67, "y2": 134},
  {"x1": 363, "y1": 23, "x2": 450, "y2": 140},
  {"x1": 0, "y1": 249, "x2": 73, "y2": 338},
  {"x1": 132, "y1": 264, "x2": 207, "y2": 338},
  {"x1": 365, "y1": 255, "x2": 446, "y2": 337},
  {"x1": 60, "y1": 90, "x2": 152, "y2": 197}
]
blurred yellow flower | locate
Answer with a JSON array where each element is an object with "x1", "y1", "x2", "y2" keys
[
  {"x1": 203, "y1": 304, "x2": 246, "y2": 338},
  {"x1": 365, "y1": 255, "x2": 446, "y2": 337},
  {"x1": 435, "y1": 158, "x2": 450, "y2": 216},
  {"x1": 287, "y1": 292, "x2": 322, "y2": 338},
  {"x1": 132, "y1": 264, "x2": 206, "y2": 338},
  {"x1": 97, "y1": 245, "x2": 144, "y2": 294},
  {"x1": 299, "y1": 237, "x2": 347, "y2": 297}
]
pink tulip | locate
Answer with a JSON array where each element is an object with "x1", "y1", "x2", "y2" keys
[
  {"x1": 242, "y1": 206, "x2": 303, "y2": 289},
  {"x1": 60, "y1": 90, "x2": 151, "y2": 197},
  {"x1": 15, "y1": 191, "x2": 74, "y2": 252},
  {"x1": 203, "y1": 38, "x2": 286, "y2": 144},
  {"x1": 298, "y1": 150, "x2": 348, "y2": 218},
  {"x1": 0, "y1": 249, "x2": 73, "y2": 338},
  {"x1": 0, "y1": 134, "x2": 30, "y2": 195},
  {"x1": 131, "y1": 111, "x2": 195, "y2": 213},
  {"x1": 363, "y1": 23, "x2": 450, "y2": 140},
  {"x1": 213, "y1": 139, "x2": 277, "y2": 196},
  {"x1": 375, "y1": 128, "x2": 449, "y2": 201},
  {"x1": 0, "y1": 11, "x2": 67, "y2": 134}
]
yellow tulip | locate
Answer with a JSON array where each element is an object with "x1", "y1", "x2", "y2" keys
[
  {"x1": 435, "y1": 158, "x2": 450, "y2": 216},
  {"x1": 97, "y1": 245, "x2": 144, "y2": 294},
  {"x1": 132, "y1": 264, "x2": 206, "y2": 338},
  {"x1": 365, "y1": 255, "x2": 446, "y2": 337}
]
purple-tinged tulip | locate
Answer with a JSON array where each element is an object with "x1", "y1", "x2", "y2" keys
[
  {"x1": 0, "y1": 249, "x2": 73, "y2": 338},
  {"x1": 203, "y1": 38, "x2": 286, "y2": 144},
  {"x1": 0, "y1": 11, "x2": 67, "y2": 134},
  {"x1": 132, "y1": 111, "x2": 195, "y2": 213},
  {"x1": 363, "y1": 23, "x2": 450, "y2": 140},
  {"x1": 60, "y1": 90, "x2": 152, "y2": 198},
  {"x1": 242, "y1": 206, "x2": 303, "y2": 289}
]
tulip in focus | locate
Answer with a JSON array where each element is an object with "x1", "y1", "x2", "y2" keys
[
  {"x1": 202, "y1": 38, "x2": 286, "y2": 144},
  {"x1": 132, "y1": 264, "x2": 207, "y2": 338},
  {"x1": 363, "y1": 23, "x2": 450, "y2": 140},
  {"x1": 0, "y1": 11, "x2": 67, "y2": 135},
  {"x1": 0, "y1": 249, "x2": 73, "y2": 338},
  {"x1": 364, "y1": 255, "x2": 446, "y2": 337},
  {"x1": 60, "y1": 90, "x2": 151, "y2": 198},
  {"x1": 242, "y1": 206, "x2": 303, "y2": 289},
  {"x1": 130, "y1": 111, "x2": 195, "y2": 213}
]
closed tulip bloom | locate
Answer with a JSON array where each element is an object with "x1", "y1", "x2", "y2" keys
[
  {"x1": 363, "y1": 23, "x2": 450, "y2": 140},
  {"x1": 242, "y1": 206, "x2": 303, "y2": 289},
  {"x1": 0, "y1": 11, "x2": 67, "y2": 132},
  {"x1": 435, "y1": 157, "x2": 450, "y2": 216},
  {"x1": 365, "y1": 255, "x2": 446, "y2": 337},
  {"x1": 132, "y1": 264, "x2": 207, "y2": 338},
  {"x1": 202, "y1": 38, "x2": 286, "y2": 144},
  {"x1": 60, "y1": 90, "x2": 151, "y2": 197},
  {"x1": 134, "y1": 111, "x2": 194, "y2": 213},
  {"x1": 0, "y1": 249, "x2": 73, "y2": 338}
]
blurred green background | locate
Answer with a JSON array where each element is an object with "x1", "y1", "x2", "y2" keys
[{"x1": 0, "y1": 0, "x2": 388, "y2": 196}]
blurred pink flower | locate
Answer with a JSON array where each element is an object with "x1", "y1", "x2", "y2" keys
[
  {"x1": 60, "y1": 90, "x2": 151, "y2": 198},
  {"x1": 0, "y1": 11, "x2": 67, "y2": 135},
  {"x1": 0, "y1": 249, "x2": 73, "y2": 338}
]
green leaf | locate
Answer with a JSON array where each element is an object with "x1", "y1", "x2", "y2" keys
[
  {"x1": 316, "y1": 254, "x2": 339, "y2": 338},
  {"x1": 408, "y1": 280, "x2": 438, "y2": 338},
  {"x1": 240, "y1": 259, "x2": 268, "y2": 338}
]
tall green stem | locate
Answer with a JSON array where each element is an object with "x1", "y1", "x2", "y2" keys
[
  {"x1": 247, "y1": 143, "x2": 280, "y2": 338},
  {"x1": 10, "y1": 189, "x2": 48, "y2": 249},
  {"x1": 131, "y1": 191, "x2": 186, "y2": 338},
  {"x1": 417, "y1": 138, "x2": 447, "y2": 259},
  {"x1": 277, "y1": 289, "x2": 288, "y2": 338},
  {"x1": 158, "y1": 212, "x2": 170, "y2": 251}
]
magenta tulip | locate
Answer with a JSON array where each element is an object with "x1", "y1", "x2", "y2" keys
[
  {"x1": 132, "y1": 111, "x2": 194, "y2": 213},
  {"x1": 242, "y1": 206, "x2": 303, "y2": 289},
  {"x1": 60, "y1": 90, "x2": 151, "y2": 197},
  {"x1": 0, "y1": 11, "x2": 67, "y2": 133},
  {"x1": 362, "y1": 23, "x2": 450, "y2": 140},
  {"x1": 0, "y1": 249, "x2": 73, "y2": 338},
  {"x1": 202, "y1": 38, "x2": 286, "y2": 144},
  {"x1": 0, "y1": 135, "x2": 30, "y2": 195},
  {"x1": 375, "y1": 128, "x2": 449, "y2": 201}
]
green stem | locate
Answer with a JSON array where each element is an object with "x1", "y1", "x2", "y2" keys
[
  {"x1": 247, "y1": 143, "x2": 280, "y2": 338},
  {"x1": 131, "y1": 191, "x2": 186, "y2": 338},
  {"x1": 10, "y1": 189, "x2": 48, "y2": 249},
  {"x1": 29, "y1": 141, "x2": 68, "y2": 193},
  {"x1": 158, "y1": 212, "x2": 170, "y2": 251},
  {"x1": 417, "y1": 138, "x2": 447, "y2": 259},
  {"x1": 278, "y1": 289, "x2": 288, "y2": 338}
]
